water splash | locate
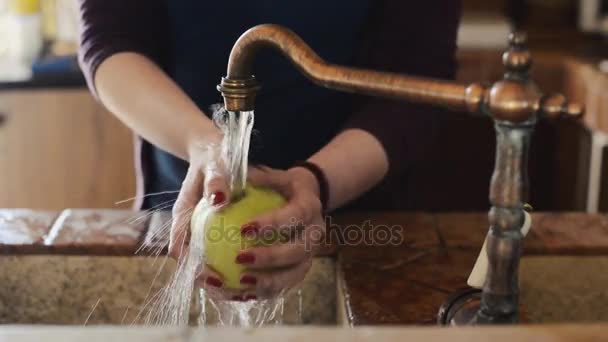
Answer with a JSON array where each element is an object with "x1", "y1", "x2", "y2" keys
[
  {"x1": 200, "y1": 292, "x2": 287, "y2": 326},
  {"x1": 139, "y1": 203, "x2": 213, "y2": 326}
]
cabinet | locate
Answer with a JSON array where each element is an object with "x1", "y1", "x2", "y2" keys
[{"x1": 0, "y1": 89, "x2": 136, "y2": 209}]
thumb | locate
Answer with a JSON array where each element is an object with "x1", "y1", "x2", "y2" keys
[{"x1": 248, "y1": 166, "x2": 288, "y2": 191}]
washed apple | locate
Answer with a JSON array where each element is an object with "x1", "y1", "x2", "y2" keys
[{"x1": 191, "y1": 184, "x2": 286, "y2": 289}]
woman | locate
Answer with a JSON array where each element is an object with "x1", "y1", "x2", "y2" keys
[{"x1": 78, "y1": 0, "x2": 461, "y2": 300}]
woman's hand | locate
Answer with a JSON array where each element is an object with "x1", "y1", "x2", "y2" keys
[
  {"x1": 168, "y1": 142, "x2": 229, "y2": 261},
  {"x1": 195, "y1": 165, "x2": 325, "y2": 301}
]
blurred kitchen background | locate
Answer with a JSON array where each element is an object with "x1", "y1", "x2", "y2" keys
[{"x1": 0, "y1": 0, "x2": 607, "y2": 212}]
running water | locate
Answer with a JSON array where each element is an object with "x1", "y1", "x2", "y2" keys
[
  {"x1": 135, "y1": 106, "x2": 301, "y2": 326},
  {"x1": 215, "y1": 108, "x2": 254, "y2": 198}
]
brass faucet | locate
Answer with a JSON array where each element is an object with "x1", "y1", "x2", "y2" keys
[{"x1": 218, "y1": 24, "x2": 584, "y2": 324}]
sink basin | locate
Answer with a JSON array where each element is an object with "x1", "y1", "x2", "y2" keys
[
  {"x1": 520, "y1": 256, "x2": 608, "y2": 323},
  {"x1": 0, "y1": 256, "x2": 336, "y2": 325}
]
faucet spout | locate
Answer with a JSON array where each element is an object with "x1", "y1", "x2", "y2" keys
[{"x1": 218, "y1": 24, "x2": 483, "y2": 114}]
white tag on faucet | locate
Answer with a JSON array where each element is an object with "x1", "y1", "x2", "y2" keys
[{"x1": 467, "y1": 211, "x2": 532, "y2": 289}]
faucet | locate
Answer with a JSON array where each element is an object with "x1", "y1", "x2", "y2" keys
[{"x1": 217, "y1": 24, "x2": 584, "y2": 324}]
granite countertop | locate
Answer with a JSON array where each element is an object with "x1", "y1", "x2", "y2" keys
[
  {"x1": 0, "y1": 209, "x2": 338, "y2": 256},
  {"x1": 3, "y1": 209, "x2": 608, "y2": 326},
  {"x1": 0, "y1": 209, "x2": 150, "y2": 256},
  {"x1": 336, "y1": 212, "x2": 608, "y2": 326}
]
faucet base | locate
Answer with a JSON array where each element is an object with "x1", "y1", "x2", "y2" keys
[
  {"x1": 437, "y1": 288, "x2": 481, "y2": 326},
  {"x1": 438, "y1": 288, "x2": 520, "y2": 325}
]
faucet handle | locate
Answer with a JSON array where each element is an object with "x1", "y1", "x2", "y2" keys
[
  {"x1": 539, "y1": 93, "x2": 585, "y2": 119},
  {"x1": 503, "y1": 32, "x2": 532, "y2": 75},
  {"x1": 509, "y1": 32, "x2": 528, "y2": 47}
]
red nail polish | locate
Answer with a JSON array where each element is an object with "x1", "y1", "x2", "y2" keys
[
  {"x1": 236, "y1": 252, "x2": 255, "y2": 265},
  {"x1": 245, "y1": 295, "x2": 257, "y2": 301},
  {"x1": 241, "y1": 222, "x2": 260, "y2": 237},
  {"x1": 231, "y1": 295, "x2": 243, "y2": 301},
  {"x1": 240, "y1": 275, "x2": 257, "y2": 285},
  {"x1": 212, "y1": 192, "x2": 226, "y2": 206},
  {"x1": 205, "y1": 277, "x2": 223, "y2": 288}
]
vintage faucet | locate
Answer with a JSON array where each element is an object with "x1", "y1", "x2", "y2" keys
[{"x1": 217, "y1": 24, "x2": 584, "y2": 324}]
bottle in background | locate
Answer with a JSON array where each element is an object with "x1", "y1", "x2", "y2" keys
[{"x1": 6, "y1": 0, "x2": 42, "y2": 63}]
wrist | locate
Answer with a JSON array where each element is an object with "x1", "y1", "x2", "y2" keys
[
  {"x1": 186, "y1": 124, "x2": 223, "y2": 162},
  {"x1": 289, "y1": 161, "x2": 329, "y2": 213},
  {"x1": 288, "y1": 166, "x2": 321, "y2": 198}
]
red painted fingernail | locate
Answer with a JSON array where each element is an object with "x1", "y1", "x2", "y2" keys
[
  {"x1": 212, "y1": 192, "x2": 226, "y2": 206},
  {"x1": 240, "y1": 275, "x2": 257, "y2": 285},
  {"x1": 245, "y1": 295, "x2": 257, "y2": 301},
  {"x1": 241, "y1": 222, "x2": 260, "y2": 237},
  {"x1": 231, "y1": 295, "x2": 243, "y2": 301},
  {"x1": 205, "y1": 276, "x2": 223, "y2": 288},
  {"x1": 236, "y1": 252, "x2": 255, "y2": 265}
]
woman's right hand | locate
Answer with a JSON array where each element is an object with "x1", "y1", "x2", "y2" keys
[
  {"x1": 170, "y1": 139, "x2": 261, "y2": 301},
  {"x1": 168, "y1": 141, "x2": 240, "y2": 297}
]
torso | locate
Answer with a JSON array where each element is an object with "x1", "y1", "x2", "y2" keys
[{"x1": 143, "y1": 0, "x2": 371, "y2": 208}]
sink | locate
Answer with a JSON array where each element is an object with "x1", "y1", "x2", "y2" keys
[
  {"x1": 2, "y1": 211, "x2": 608, "y2": 327},
  {"x1": 520, "y1": 256, "x2": 608, "y2": 323},
  {"x1": 0, "y1": 210, "x2": 337, "y2": 326},
  {"x1": 0, "y1": 256, "x2": 336, "y2": 325}
]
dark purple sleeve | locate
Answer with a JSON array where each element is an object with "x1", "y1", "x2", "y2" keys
[
  {"x1": 346, "y1": 0, "x2": 462, "y2": 177},
  {"x1": 77, "y1": 0, "x2": 169, "y2": 98}
]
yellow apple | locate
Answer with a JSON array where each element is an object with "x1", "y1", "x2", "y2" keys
[{"x1": 191, "y1": 184, "x2": 286, "y2": 289}]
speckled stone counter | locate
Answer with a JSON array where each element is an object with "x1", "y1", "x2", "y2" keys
[
  {"x1": 0, "y1": 256, "x2": 175, "y2": 324},
  {"x1": 4, "y1": 209, "x2": 607, "y2": 257},
  {"x1": 336, "y1": 212, "x2": 608, "y2": 326},
  {"x1": 0, "y1": 256, "x2": 335, "y2": 325},
  {"x1": 3, "y1": 209, "x2": 608, "y2": 326},
  {"x1": 0, "y1": 209, "x2": 336, "y2": 325}
]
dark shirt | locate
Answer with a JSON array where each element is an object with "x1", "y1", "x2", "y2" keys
[{"x1": 78, "y1": 0, "x2": 462, "y2": 210}]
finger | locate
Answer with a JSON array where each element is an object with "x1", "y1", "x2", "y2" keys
[
  {"x1": 194, "y1": 264, "x2": 224, "y2": 289},
  {"x1": 304, "y1": 218, "x2": 326, "y2": 256},
  {"x1": 240, "y1": 258, "x2": 312, "y2": 299},
  {"x1": 203, "y1": 167, "x2": 231, "y2": 207},
  {"x1": 169, "y1": 164, "x2": 204, "y2": 260},
  {"x1": 248, "y1": 166, "x2": 289, "y2": 192},
  {"x1": 237, "y1": 238, "x2": 309, "y2": 269},
  {"x1": 238, "y1": 288, "x2": 259, "y2": 301},
  {"x1": 201, "y1": 286, "x2": 247, "y2": 302},
  {"x1": 254, "y1": 193, "x2": 321, "y2": 237},
  {"x1": 195, "y1": 264, "x2": 248, "y2": 301}
]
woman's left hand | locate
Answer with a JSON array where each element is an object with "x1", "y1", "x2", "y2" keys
[{"x1": 199, "y1": 165, "x2": 326, "y2": 300}]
